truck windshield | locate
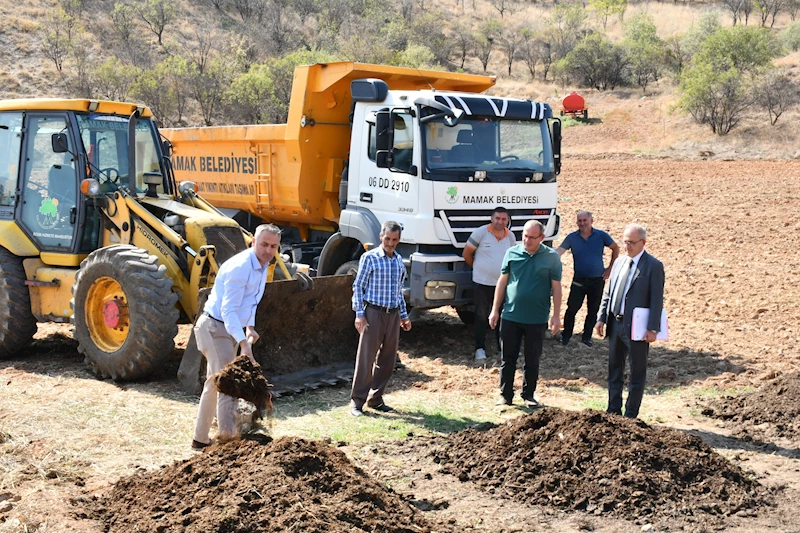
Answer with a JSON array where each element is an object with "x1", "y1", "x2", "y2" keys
[
  {"x1": 76, "y1": 114, "x2": 165, "y2": 195},
  {"x1": 422, "y1": 116, "x2": 554, "y2": 182}
]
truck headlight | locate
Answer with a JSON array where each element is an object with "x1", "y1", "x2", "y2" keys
[{"x1": 424, "y1": 281, "x2": 456, "y2": 300}]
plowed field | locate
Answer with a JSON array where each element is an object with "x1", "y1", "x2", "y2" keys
[{"x1": 2, "y1": 159, "x2": 800, "y2": 533}]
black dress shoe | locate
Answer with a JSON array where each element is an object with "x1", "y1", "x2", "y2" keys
[
  {"x1": 191, "y1": 439, "x2": 210, "y2": 450},
  {"x1": 370, "y1": 403, "x2": 394, "y2": 413},
  {"x1": 581, "y1": 338, "x2": 593, "y2": 347}
]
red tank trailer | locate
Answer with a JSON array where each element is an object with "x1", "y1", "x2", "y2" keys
[{"x1": 559, "y1": 92, "x2": 588, "y2": 120}]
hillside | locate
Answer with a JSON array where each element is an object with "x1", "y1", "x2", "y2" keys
[{"x1": 1, "y1": 0, "x2": 798, "y2": 159}]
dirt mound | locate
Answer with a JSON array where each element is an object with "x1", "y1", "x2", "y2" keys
[
  {"x1": 702, "y1": 372, "x2": 800, "y2": 443},
  {"x1": 431, "y1": 409, "x2": 769, "y2": 522},
  {"x1": 85, "y1": 435, "x2": 454, "y2": 533},
  {"x1": 214, "y1": 354, "x2": 273, "y2": 413}
]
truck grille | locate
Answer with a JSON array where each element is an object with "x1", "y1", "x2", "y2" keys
[
  {"x1": 438, "y1": 208, "x2": 553, "y2": 246},
  {"x1": 203, "y1": 227, "x2": 247, "y2": 265}
]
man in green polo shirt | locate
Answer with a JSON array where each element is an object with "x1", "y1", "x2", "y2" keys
[{"x1": 489, "y1": 220, "x2": 562, "y2": 408}]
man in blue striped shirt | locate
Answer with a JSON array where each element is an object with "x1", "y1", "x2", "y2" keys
[
  {"x1": 350, "y1": 221, "x2": 412, "y2": 416},
  {"x1": 192, "y1": 224, "x2": 281, "y2": 449}
]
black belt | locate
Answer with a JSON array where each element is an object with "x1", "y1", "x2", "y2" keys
[
  {"x1": 613, "y1": 314, "x2": 624, "y2": 321},
  {"x1": 366, "y1": 302, "x2": 399, "y2": 314},
  {"x1": 203, "y1": 312, "x2": 223, "y2": 322}
]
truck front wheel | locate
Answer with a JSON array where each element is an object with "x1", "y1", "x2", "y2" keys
[
  {"x1": 0, "y1": 248, "x2": 37, "y2": 359},
  {"x1": 71, "y1": 245, "x2": 179, "y2": 380},
  {"x1": 334, "y1": 260, "x2": 360, "y2": 277}
]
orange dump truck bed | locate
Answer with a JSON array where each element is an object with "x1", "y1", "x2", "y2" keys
[{"x1": 163, "y1": 62, "x2": 495, "y2": 237}]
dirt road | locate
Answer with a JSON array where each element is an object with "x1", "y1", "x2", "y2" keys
[{"x1": 1, "y1": 159, "x2": 799, "y2": 532}]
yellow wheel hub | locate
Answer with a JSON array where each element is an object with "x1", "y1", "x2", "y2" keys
[{"x1": 85, "y1": 276, "x2": 129, "y2": 352}]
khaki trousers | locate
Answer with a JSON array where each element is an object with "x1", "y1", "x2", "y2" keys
[
  {"x1": 350, "y1": 306, "x2": 401, "y2": 409},
  {"x1": 193, "y1": 314, "x2": 238, "y2": 443}
]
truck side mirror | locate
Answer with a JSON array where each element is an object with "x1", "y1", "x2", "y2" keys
[
  {"x1": 51, "y1": 133, "x2": 69, "y2": 153},
  {"x1": 375, "y1": 111, "x2": 393, "y2": 169},
  {"x1": 551, "y1": 120, "x2": 562, "y2": 176}
]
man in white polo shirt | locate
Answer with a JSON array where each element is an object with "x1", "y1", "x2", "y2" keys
[{"x1": 462, "y1": 207, "x2": 516, "y2": 360}]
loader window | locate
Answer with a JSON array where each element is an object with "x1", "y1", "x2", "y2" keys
[
  {"x1": 77, "y1": 114, "x2": 165, "y2": 196},
  {"x1": 18, "y1": 114, "x2": 78, "y2": 250},
  {"x1": 0, "y1": 112, "x2": 23, "y2": 208}
]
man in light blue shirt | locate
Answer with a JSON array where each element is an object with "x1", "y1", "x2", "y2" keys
[
  {"x1": 350, "y1": 221, "x2": 412, "y2": 416},
  {"x1": 192, "y1": 224, "x2": 281, "y2": 449}
]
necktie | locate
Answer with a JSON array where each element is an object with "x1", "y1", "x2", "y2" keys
[{"x1": 611, "y1": 259, "x2": 634, "y2": 316}]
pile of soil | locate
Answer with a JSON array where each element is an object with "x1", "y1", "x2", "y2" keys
[
  {"x1": 430, "y1": 409, "x2": 769, "y2": 522},
  {"x1": 214, "y1": 355, "x2": 273, "y2": 413},
  {"x1": 701, "y1": 372, "x2": 800, "y2": 443},
  {"x1": 85, "y1": 435, "x2": 454, "y2": 533}
]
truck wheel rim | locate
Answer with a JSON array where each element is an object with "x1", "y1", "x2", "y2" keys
[{"x1": 85, "y1": 276, "x2": 129, "y2": 352}]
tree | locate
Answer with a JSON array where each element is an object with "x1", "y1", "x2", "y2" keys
[
  {"x1": 756, "y1": 0, "x2": 787, "y2": 27},
  {"x1": 131, "y1": 67, "x2": 176, "y2": 126},
  {"x1": 679, "y1": 26, "x2": 778, "y2": 134},
  {"x1": 94, "y1": 58, "x2": 137, "y2": 101},
  {"x1": 39, "y1": 8, "x2": 76, "y2": 74},
  {"x1": 563, "y1": 33, "x2": 629, "y2": 90},
  {"x1": 623, "y1": 13, "x2": 666, "y2": 92},
  {"x1": 66, "y1": 30, "x2": 95, "y2": 97},
  {"x1": 518, "y1": 27, "x2": 543, "y2": 80},
  {"x1": 137, "y1": 0, "x2": 177, "y2": 45},
  {"x1": 409, "y1": 11, "x2": 452, "y2": 68},
  {"x1": 188, "y1": 58, "x2": 231, "y2": 126},
  {"x1": 473, "y1": 19, "x2": 502, "y2": 72},
  {"x1": 541, "y1": 1, "x2": 588, "y2": 78},
  {"x1": 680, "y1": 63, "x2": 751, "y2": 134},
  {"x1": 780, "y1": 22, "x2": 800, "y2": 51},
  {"x1": 664, "y1": 35, "x2": 688, "y2": 76},
  {"x1": 224, "y1": 64, "x2": 276, "y2": 124},
  {"x1": 589, "y1": 0, "x2": 627, "y2": 29},
  {"x1": 681, "y1": 11, "x2": 721, "y2": 58},
  {"x1": 398, "y1": 44, "x2": 437, "y2": 69},
  {"x1": 755, "y1": 68, "x2": 798, "y2": 124},
  {"x1": 496, "y1": 23, "x2": 523, "y2": 76},
  {"x1": 232, "y1": 0, "x2": 267, "y2": 22},
  {"x1": 111, "y1": 3, "x2": 137, "y2": 43},
  {"x1": 488, "y1": 0, "x2": 521, "y2": 19},
  {"x1": 722, "y1": 0, "x2": 747, "y2": 24},
  {"x1": 450, "y1": 22, "x2": 473, "y2": 70},
  {"x1": 160, "y1": 56, "x2": 191, "y2": 126}
]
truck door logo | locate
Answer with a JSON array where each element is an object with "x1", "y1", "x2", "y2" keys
[{"x1": 446, "y1": 186, "x2": 458, "y2": 204}]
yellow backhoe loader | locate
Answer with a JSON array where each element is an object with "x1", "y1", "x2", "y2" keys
[{"x1": 0, "y1": 99, "x2": 356, "y2": 388}]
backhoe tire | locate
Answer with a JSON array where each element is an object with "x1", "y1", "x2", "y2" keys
[
  {"x1": 71, "y1": 245, "x2": 178, "y2": 380},
  {"x1": 334, "y1": 260, "x2": 360, "y2": 277},
  {"x1": 0, "y1": 248, "x2": 37, "y2": 359}
]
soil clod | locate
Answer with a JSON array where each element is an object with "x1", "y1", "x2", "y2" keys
[{"x1": 214, "y1": 354, "x2": 273, "y2": 414}]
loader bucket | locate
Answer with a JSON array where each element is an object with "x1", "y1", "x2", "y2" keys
[
  {"x1": 253, "y1": 274, "x2": 358, "y2": 376},
  {"x1": 178, "y1": 276, "x2": 358, "y2": 395}
]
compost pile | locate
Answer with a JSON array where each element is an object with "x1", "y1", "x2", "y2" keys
[
  {"x1": 214, "y1": 355, "x2": 273, "y2": 413},
  {"x1": 86, "y1": 435, "x2": 453, "y2": 533},
  {"x1": 430, "y1": 409, "x2": 769, "y2": 521},
  {"x1": 702, "y1": 372, "x2": 800, "y2": 443}
]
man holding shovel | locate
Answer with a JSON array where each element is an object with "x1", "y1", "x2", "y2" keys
[{"x1": 191, "y1": 224, "x2": 281, "y2": 449}]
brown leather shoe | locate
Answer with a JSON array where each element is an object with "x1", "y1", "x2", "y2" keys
[{"x1": 191, "y1": 439, "x2": 210, "y2": 450}]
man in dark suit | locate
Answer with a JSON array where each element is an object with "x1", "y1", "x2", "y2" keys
[{"x1": 595, "y1": 223, "x2": 664, "y2": 419}]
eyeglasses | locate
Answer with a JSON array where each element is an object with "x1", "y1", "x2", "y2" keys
[{"x1": 623, "y1": 239, "x2": 643, "y2": 246}]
